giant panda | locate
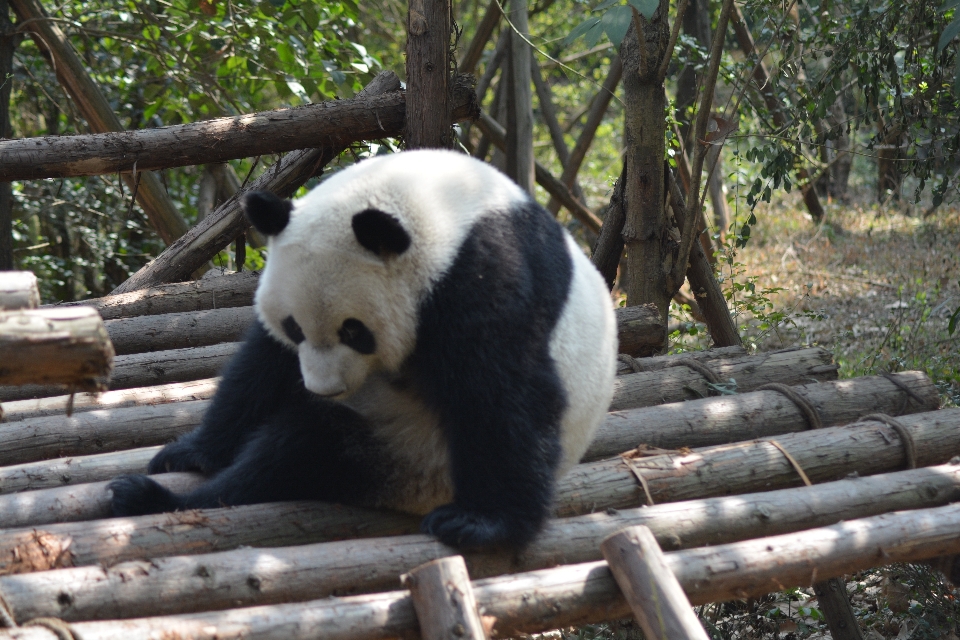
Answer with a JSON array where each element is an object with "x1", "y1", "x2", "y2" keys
[{"x1": 109, "y1": 149, "x2": 617, "y2": 550}]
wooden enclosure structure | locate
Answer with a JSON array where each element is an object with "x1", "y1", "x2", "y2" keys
[{"x1": 0, "y1": 269, "x2": 957, "y2": 639}]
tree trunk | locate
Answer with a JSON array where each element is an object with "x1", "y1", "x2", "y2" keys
[
  {"x1": 0, "y1": 0, "x2": 16, "y2": 270},
  {"x1": 621, "y1": 2, "x2": 671, "y2": 335},
  {"x1": 504, "y1": 0, "x2": 534, "y2": 192},
  {"x1": 405, "y1": 0, "x2": 452, "y2": 149}
]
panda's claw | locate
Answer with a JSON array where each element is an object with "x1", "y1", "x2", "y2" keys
[
  {"x1": 109, "y1": 474, "x2": 183, "y2": 517},
  {"x1": 421, "y1": 504, "x2": 533, "y2": 551}
]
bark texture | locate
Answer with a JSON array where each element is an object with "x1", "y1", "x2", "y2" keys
[
  {"x1": 2, "y1": 502, "x2": 959, "y2": 640},
  {"x1": 405, "y1": 0, "x2": 452, "y2": 148},
  {"x1": 0, "y1": 272, "x2": 40, "y2": 310},
  {"x1": 104, "y1": 307, "x2": 254, "y2": 356},
  {"x1": 2, "y1": 461, "x2": 959, "y2": 621},
  {"x1": 0, "y1": 308, "x2": 113, "y2": 390}
]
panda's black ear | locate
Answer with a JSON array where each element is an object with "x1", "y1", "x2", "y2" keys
[
  {"x1": 243, "y1": 191, "x2": 293, "y2": 236},
  {"x1": 352, "y1": 209, "x2": 411, "y2": 257}
]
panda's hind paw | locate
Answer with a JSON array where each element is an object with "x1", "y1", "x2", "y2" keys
[
  {"x1": 109, "y1": 474, "x2": 183, "y2": 517},
  {"x1": 421, "y1": 504, "x2": 537, "y2": 551}
]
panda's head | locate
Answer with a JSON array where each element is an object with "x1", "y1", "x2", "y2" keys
[{"x1": 242, "y1": 150, "x2": 527, "y2": 400}]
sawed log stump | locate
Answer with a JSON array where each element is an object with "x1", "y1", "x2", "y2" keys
[{"x1": 402, "y1": 555, "x2": 488, "y2": 640}]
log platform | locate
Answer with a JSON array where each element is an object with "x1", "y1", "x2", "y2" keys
[{"x1": 0, "y1": 271, "x2": 953, "y2": 640}]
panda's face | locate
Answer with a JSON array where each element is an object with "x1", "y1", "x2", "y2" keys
[
  {"x1": 254, "y1": 213, "x2": 417, "y2": 400},
  {"x1": 244, "y1": 150, "x2": 529, "y2": 400}
]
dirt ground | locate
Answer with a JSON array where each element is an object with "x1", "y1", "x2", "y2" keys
[{"x1": 672, "y1": 196, "x2": 960, "y2": 407}]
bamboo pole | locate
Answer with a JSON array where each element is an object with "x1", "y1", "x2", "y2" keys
[
  {"x1": 0, "y1": 272, "x2": 39, "y2": 310},
  {"x1": 3, "y1": 502, "x2": 960, "y2": 640},
  {"x1": 0, "y1": 308, "x2": 113, "y2": 390}
]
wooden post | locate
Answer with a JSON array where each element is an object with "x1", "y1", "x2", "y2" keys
[
  {"x1": 0, "y1": 307, "x2": 113, "y2": 390},
  {"x1": 602, "y1": 526, "x2": 710, "y2": 640},
  {"x1": 0, "y1": 0, "x2": 18, "y2": 270},
  {"x1": 406, "y1": 0, "x2": 452, "y2": 148},
  {"x1": 404, "y1": 556, "x2": 488, "y2": 640},
  {"x1": 0, "y1": 272, "x2": 39, "y2": 310},
  {"x1": 504, "y1": 0, "x2": 534, "y2": 192},
  {"x1": 7, "y1": 0, "x2": 188, "y2": 244},
  {"x1": 814, "y1": 577, "x2": 865, "y2": 640}
]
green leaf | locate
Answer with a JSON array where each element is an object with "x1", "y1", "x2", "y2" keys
[
  {"x1": 601, "y1": 6, "x2": 633, "y2": 47},
  {"x1": 628, "y1": 0, "x2": 659, "y2": 19},
  {"x1": 949, "y1": 305, "x2": 960, "y2": 334},
  {"x1": 594, "y1": 0, "x2": 620, "y2": 11},
  {"x1": 565, "y1": 17, "x2": 602, "y2": 45},
  {"x1": 938, "y1": 13, "x2": 960, "y2": 51},
  {"x1": 941, "y1": 0, "x2": 960, "y2": 12}
]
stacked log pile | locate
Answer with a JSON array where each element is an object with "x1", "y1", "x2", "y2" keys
[{"x1": 0, "y1": 269, "x2": 954, "y2": 640}]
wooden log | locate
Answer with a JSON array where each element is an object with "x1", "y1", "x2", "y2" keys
[
  {"x1": 559, "y1": 408, "x2": 960, "y2": 516},
  {"x1": 48, "y1": 270, "x2": 259, "y2": 320},
  {"x1": 108, "y1": 71, "x2": 447, "y2": 296},
  {"x1": 601, "y1": 526, "x2": 709, "y2": 640},
  {"x1": 0, "y1": 408, "x2": 955, "y2": 581},
  {"x1": 0, "y1": 464, "x2": 960, "y2": 622},
  {"x1": 614, "y1": 304, "x2": 664, "y2": 357},
  {"x1": 1, "y1": 379, "x2": 218, "y2": 423},
  {"x1": 105, "y1": 307, "x2": 254, "y2": 356},
  {"x1": 0, "y1": 271, "x2": 39, "y2": 310},
  {"x1": 0, "y1": 400, "x2": 206, "y2": 467},
  {"x1": 0, "y1": 342, "x2": 235, "y2": 402},
  {"x1": 2, "y1": 460, "x2": 960, "y2": 621},
  {"x1": 8, "y1": 0, "x2": 189, "y2": 244},
  {"x1": 4, "y1": 502, "x2": 960, "y2": 640},
  {"x1": 0, "y1": 355, "x2": 857, "y2": 469},
  {"x1": 0, "y1": 346, "x2": 751, "y2": 423},
  {"x1": 0, "y1": 446, "x2": 159, "y2": 496},
  {"x1": 403, "y1": 556, "x2": 487, "y2": 640},
  {"x1": 0, "y1": 370, "x2": 936, "y2": 520},
  {"x1": 610, "y1": 346, "x2": 837, "y2": 411},
  {"x1": 0, "y1": 502, "x2": 419, "y2": 577},
  {"x1": 588, "y1": 370, "x2": 938, "y2": 459},
  {"x1": 0, "y1": 73, "x2": 483, "y2": 182},
  {"x1": 458, "y1": 0, "x2": 500, "y2": 74},
  {"x1": 0, "y1": 308, "x2": 113, "y2": 390}
]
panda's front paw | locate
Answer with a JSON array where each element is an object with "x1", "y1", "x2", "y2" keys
[
  {"x1": 109, "y1": 474, "x2": 183, "y2": 517},
  {"x1": 421, "y1": 504, "x2": 537, "y2": 551},
  {"x1": 147, "y1": 439, "x2": 214, "y2": 475}
]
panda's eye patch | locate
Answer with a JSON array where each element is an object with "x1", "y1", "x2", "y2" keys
[
  {"x1": 339, "y1": 318, "x2": 376, "y2": 354},
  {"x1": 281, "y1": 315, "x2": 305, "y2": 344}
]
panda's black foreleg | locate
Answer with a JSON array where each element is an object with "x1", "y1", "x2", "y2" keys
[
  {"x1": 420, "y1": 382, "x2": 563, "y2": 551},
  {"x1": 111, "y1": 399, "x2": 385, "y2": 517},
  {"x1": 147, "y1": 320, "x2": 306, "y2": 475}
]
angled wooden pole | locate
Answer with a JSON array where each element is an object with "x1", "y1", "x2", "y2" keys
[
  {"x1": 504, "y1": 0, "x2": 534, "y2": 192},
  {"x1": 8, "y1": 0, "x2": 188, "y2": 244}
]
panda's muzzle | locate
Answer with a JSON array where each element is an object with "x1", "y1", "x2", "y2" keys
[{"x1": 298, "y1": 343, "x2": 367, "y2": 399}]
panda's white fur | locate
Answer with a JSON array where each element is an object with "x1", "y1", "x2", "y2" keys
[{"x1": 109, "y1": 149, "x2": 618, "y2": 550}]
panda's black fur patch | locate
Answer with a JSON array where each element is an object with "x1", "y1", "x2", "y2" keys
[
  {"x1": 109, "y1": 198, "x2": 573, "y2": 551},
  {"x1": 243, "y1": 191, "x2": 293, "y2": 236},
  {"x1": 352, "y1": 209, "x2": 411, "y2": 256}
]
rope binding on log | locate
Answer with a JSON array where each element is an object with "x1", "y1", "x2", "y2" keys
[
  {"x1": 768, "y1": 439, "x2": 813, "y2": 486},
  {"x1": 617, "y1": 353, "x2": 725, "y2": 394},
  {"x1": 0, "y1": 590, "x2": 81, "y2": 640},
  {"x1": 881, "y1": 371, "x2": 927, "y2": 415},
  {"x1": 756, "y1": 383, "x2": 823, "y2": 430},
  {"x1": 859, "y1": 413, "x2": 918, "y2": 470}
]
